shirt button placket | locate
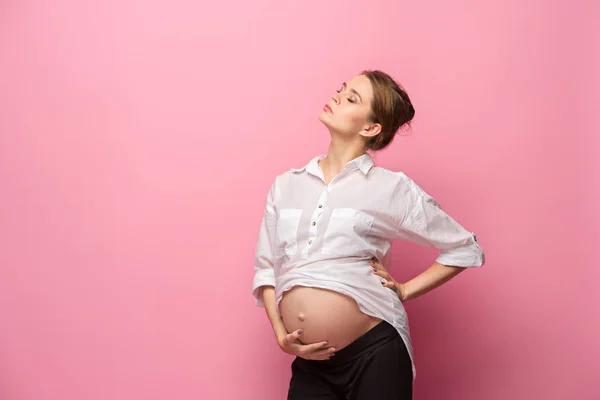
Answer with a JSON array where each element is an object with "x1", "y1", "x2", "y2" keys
[{"x1": 302, "y1": 190, "x2": 328, "y2": 259}]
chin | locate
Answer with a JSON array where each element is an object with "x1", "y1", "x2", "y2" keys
[
  {"x1": 318, "y1": 120, "x2": 334, "y2": 132},
  {"x1": 318, "y1": 111, "x2": 332, "y2": 126}
]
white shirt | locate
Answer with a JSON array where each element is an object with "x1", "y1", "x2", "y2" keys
[{"x1": 252, "y1": 153, "x2": 485, "y2": 380}]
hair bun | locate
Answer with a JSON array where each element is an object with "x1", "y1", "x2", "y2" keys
[{"x1": 407, "y1": 103, "x2": 415, "y2": 121}]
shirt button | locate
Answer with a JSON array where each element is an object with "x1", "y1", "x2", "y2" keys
[
  {"x1": 318, "y1": 204, "x2": 323, "y2": 208},
  {"x1": 308, "y1": 240, "x2": 312, "y2": 244},
  {"x1": 312, "y1": 222, "x2": 316, "y2": 226}
]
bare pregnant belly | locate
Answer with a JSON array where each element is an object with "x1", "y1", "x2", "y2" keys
[{"x1": 279, "y1": 286, "x2": 382, "y2": 351}]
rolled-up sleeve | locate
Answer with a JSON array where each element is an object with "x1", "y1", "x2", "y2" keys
[
  {"x1": 395, "y1": 181, "x2": 485, "y2": 268},
  {"x1": 252, "y1": 180, "x2": 278, "y2": 306}
]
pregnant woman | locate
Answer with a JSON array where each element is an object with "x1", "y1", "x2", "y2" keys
[{"x1": 252, "y1": 70, "x2": 485, "y2": 399}]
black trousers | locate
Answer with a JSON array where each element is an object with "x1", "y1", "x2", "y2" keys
[{"x1": 287, "y1": 321, "x2": 413, "y2": 400}]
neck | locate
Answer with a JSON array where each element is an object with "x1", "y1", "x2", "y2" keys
[{"x1": 319, "y1": 136, "x2": 366, "y2": 175}]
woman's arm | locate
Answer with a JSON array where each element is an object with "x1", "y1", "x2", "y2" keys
[
  {"x1": 402, "y1": 262, "x2": 466, "y2": 301},
  {"x1": 371, "y1": 259, "x2": 465, "y2": 302},
  {"x1": 252, "y1": 182, "x2": 278, "y2": 306},
  {"x1": 395, "y1": 180, "x2": 485, "y2": 268},
  {"x1": 376, "y1": 177, "x2": 485, "y2": 301},
  {"x1": 261, "y1": 286, "x2": 290, "y2": 340}
]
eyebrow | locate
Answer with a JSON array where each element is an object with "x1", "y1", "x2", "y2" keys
[{"x1": 342, "y1": 82, "x2": 362, "y2": 102}]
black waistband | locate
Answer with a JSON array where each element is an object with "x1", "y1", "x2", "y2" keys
[{"x1": 315, "y1": 320, "x2": 398, "y2": 366}]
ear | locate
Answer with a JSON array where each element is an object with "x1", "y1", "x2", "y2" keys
[{"x1": 359, "y1": 122, "x2": 382, "y2": 139}]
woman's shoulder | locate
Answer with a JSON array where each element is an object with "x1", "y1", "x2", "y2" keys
[
  {"x1": 265, "y1": 168, "x2": 300, "y2": 195},
  {"x1": 371, "y1": 166, "x2": 431, "y2": 199},
  {"x1": 372, "y1": 166, "x2": 416, "y2": 187}
]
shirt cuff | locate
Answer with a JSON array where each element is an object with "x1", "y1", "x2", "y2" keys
[
  {"x1": 252, "y1": 268, "x2": 276, "y2": 307},
  {"x1": 435, "y1": 234, "x2": 486, "y2": 267}
]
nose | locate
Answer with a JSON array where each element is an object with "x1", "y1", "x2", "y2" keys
[{"x1": 332, "y1": 91, "x2": 341, "y2": 104}]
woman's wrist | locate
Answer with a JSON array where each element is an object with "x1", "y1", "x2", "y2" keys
[
  {"x1": 274, "y1": 322, "x2": 288, "y2": 344},
  {"x1": 262, "y1": 286, "x2": 290, "y2": 345},
  {"x1": 398, "y1": 283, "x2": 413, "y2": 303},
  {"x1": 397, "y1": 282, "x2": 408, "y2": 302}
]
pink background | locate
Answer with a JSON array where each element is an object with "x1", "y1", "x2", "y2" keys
[{"x1": 1, "y1": 1, "x2": 598, "y2": 399}]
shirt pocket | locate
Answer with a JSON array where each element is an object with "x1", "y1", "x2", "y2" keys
[
  {"x1": 322, "y1": 208, "x2": 375, "y2": 255},
  {"x1": 276, "y1": 208, "x2": 303, "y2": 257}
]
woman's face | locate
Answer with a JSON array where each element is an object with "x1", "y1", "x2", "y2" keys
[{"x1": 318, "y1": 74, "x2": 379, "y2": 140}]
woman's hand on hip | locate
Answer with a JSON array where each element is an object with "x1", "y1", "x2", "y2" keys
[
  {"x1": 370, "y1": 258, "x2": 407, "y2": 302},
  {"x1": 277, "y1": 330, "x2": 335, "y2": 360}
]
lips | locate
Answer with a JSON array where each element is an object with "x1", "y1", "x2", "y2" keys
[{"x1": 324, "y1": 104, "x2": 333, "y2": 113}]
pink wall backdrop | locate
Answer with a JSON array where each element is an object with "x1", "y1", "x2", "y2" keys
[{"x1": 1, "y1": 1, "x2": 598, "y2": 399}]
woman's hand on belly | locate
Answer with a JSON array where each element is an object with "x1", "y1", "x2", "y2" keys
[{"x1": 278, "y1": 329, "x2": 336, "y2": 360}]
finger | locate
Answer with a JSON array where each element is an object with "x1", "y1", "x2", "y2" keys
[
  {"x1": 369, "y1": 259, "x2": 388, "y2": 272},
  {"x1": 284, "y1": 329, "x2": 303, "y2": 344},
  {"x1": 311, "y1": 347, "x2": 336, "y2": 360},
  {"x1": 302, "y1": 341, "x2": 330, "y2": 353},
  {"x1": 297, "y1": 342, "x2": 328, "y2": 358},
  {"x1": 372, "y1": 270, "x2": 391, "y2": 281},
  {"x1": 383, "y1": 281, "x2": 396, "y2": 290}
]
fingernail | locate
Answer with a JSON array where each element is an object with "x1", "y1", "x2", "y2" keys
[
  {"x1": 297, "y1": 330, "x2": 303, "y2": 335},
  {"x1": 330, "y1": 349, "x2": 336, "y2": 354}
]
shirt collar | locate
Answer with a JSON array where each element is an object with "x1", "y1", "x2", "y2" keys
[{"x1": 291, "y1": 153, "x2": 374, "y2": 176}]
